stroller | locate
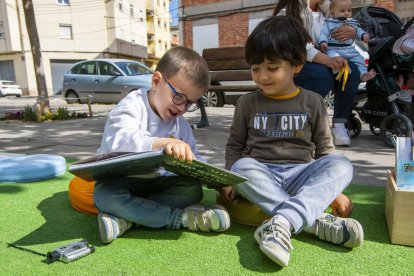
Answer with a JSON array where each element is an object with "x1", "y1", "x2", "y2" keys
[{"x1": 349, "y1": 7, "x2": 414, "y2": 147}]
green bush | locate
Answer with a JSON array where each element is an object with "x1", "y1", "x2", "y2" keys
[
  {"x1": 53, "y1": 107, "x2": 71, "y2": 120},
  {"x1": 22, "y1": 105, "x2": 37, "y2": 122}
]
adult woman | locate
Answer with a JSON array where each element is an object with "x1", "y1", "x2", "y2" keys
[{"x1": 274, "y1": 0, "x2": 361, "y2": 146}]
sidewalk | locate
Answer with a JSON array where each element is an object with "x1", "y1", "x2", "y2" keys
[{"x1": 0, "y1": 99, "x2": 395, "y2": 187}]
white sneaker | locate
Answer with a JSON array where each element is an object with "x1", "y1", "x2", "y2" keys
[
  {"x1": 332, "y1": 123, "x2": 351, "y2": 146},
  {"x1": 305, "y1": 213, "x2": 364, "y2": 248},
  {"x1": 254, "y1": 217, "x2": 293, "y2": 267}
]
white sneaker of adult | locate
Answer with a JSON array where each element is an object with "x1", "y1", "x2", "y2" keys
[{"x1": 332, "y1": 123, "x2": 351, "y2": 146}]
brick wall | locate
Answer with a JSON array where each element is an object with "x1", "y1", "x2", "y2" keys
[
  {"x1": 181, "y1": 0, "x2": 400, "y2": 48},
  {"x1": 374, "y1": 0, "x2": 396, "y2": 11},
  {"x1": 218, "y1": 13, "x2": 248, "y2": 47},
  {"x1": 183, "y1": 20, "x2": 193, "y2": 48}
]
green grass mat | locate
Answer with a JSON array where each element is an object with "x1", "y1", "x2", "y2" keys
[{"x1": 1, "y1": 169, "x2": 413, "y2": 275}]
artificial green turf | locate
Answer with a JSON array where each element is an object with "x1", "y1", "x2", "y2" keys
[{"x1": 1, "y1": 169, "x2": 414, "y2": 275}]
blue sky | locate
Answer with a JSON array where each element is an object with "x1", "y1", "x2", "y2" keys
[{"x1": 170, "y1": 0, "x2": 179, "y2": 26}]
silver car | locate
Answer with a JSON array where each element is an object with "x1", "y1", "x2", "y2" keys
[{"x1": 62, "y1": 59, "x2": 153, "y2": 104}]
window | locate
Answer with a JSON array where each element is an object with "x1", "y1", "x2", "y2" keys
[
  {"x1": 76, "y1": 62, "x2": 96, "y2": 75},
  {"x1": 130, "y1": 4, "x2": 134, "y2": 17},
  {"x1": 98, "y1": 62, "x2": 119, "y2": 76},
  {"x1": 59, "y1": 24, "x2": 72, "y2": 39},
  {"x1": 0, "y1": 32, "x2": 5, "y2": 39},
  {"x1": 118, "y1": 0, "x2": 123, "y2": 11},
  {"x1": 56, "y1": 0, "x2": 69, "y2": 5},
  {"x1": 114, "y1": 61, "x2": 153, "y2": 76}
]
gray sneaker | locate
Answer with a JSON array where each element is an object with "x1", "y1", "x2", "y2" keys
[
  {"x1": 254, "y1": 217, "x2": 293, "y2": 267},
  {"x1": 98, "y1": 212, "x2": 133, "y2": 244},
  {"x1": 310, "y1": 213, "x2": 364, "y2": 248},
  {"x1": 183, "y1": 204, "x2": 230, "y2": 232}
]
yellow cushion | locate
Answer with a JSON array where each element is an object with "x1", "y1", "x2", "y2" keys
[
  {"x1": 218, "y1": 197, "x2": 270, "y2": 226},
  {"x1": 69, "y1": 176, "x2": 98, "y2": 215}
]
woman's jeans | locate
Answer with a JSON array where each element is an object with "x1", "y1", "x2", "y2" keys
[
  {"x1": 231, "y1": 155, "x2": 353, "y2": 233},
  {"x1": 94, "y1": 176, "x2": 203, "y2": 229},
  {"x1": 295, "y1": 61, "x2": 360, "y2": 124}
]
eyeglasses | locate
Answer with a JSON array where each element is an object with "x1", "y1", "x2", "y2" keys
[{"x1": 163, "y1": 77, "x2": 199, "y2": 112}]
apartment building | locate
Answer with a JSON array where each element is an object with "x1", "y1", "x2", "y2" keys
[
  {"x1": 146, "y1": 0, "x2": 171, "y2": 69},
  {"x1": 0, "y1": 0, "x2": 153, "y2": 95},
  {"x1": 179, "y1": 0, "x2": 414, "y2": 54}
]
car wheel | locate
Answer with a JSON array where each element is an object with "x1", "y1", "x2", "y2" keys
[
  {"x1": 203, "y1": 91, "x2": 224, "y2": 107},
  {"x1": 65, "y1": 90, "x2": 80, "y2": 104},
  {"x1": 324, "y1": 90, "x2": 334, "y2": 109}
]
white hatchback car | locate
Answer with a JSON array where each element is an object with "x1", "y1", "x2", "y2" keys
[{"x1": 0, "y1": 80, "x2": 23, "y2": 97}]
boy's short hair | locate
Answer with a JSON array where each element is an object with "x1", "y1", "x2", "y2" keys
[
  {"x1": 156, "y1": 46, "x2": 210, "y2": 94},
  {"x1": 245, "y1": 16, "x2": 309, "y2": 66}
]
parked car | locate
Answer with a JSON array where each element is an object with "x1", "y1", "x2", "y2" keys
[
  {"x1": 203, "y1": 81, "x2": 255, "y2": 107},
  {"x1": 0, "y1": 80, "x2": 22, "y2": 97},
  {"x1": 62, "y1": 59, "x2": 153, "y2": 104}
]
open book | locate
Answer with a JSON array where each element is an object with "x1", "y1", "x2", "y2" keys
[{"x1": 68, "y1": 151, "x2": 247, "y2": 188}]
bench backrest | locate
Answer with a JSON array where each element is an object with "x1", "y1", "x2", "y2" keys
[{"x1": 202, "y1": 47, "x2": 256, "y2": 91}]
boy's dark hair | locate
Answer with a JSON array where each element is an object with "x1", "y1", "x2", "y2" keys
[
  {"x1": 245, "y1": 16, "x2": 309, "y2": 66},
  {"x1": 156, "y1": 46, "x2": 210, "y2": 93}
]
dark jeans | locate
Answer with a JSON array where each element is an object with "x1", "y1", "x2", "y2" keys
[{"x1": 295, "y1": 61, "x2": 360, "y2": 123}]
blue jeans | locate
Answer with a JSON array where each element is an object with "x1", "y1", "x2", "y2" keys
[
  {"x1": 231, "y1": 155, "x2": 353, "y2": 233},
  {"x1": 295, "y1": 62, "x2": 360, "y2": 123},
  {"x1": 94, "y1": 176, "x2": 203, "y2": 229}
]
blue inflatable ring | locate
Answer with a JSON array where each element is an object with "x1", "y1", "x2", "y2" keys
[{"x1": 0, "y1": 154, "x2": 66, "y2": 183}]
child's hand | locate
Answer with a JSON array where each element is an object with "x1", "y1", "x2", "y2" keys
[
  {"x1": 330, "y1": 193, "x2": 353, "y2": 217},
  {"x1": 362, "y1": 33, "x2": 369, "y2": 43},
  {"x1": 155, "y1": 138, "x2": 194, "y2": 162},
  {"x1": 219, "y1": 186, "x2": 236, "y2": 204},
  {"x1": 319, "y1": 42, "x2": 328, "y2": 53}
]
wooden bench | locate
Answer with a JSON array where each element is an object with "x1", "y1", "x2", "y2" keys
[{"x1": 194, "y1": 46, "x2": 258, "y2": 128}]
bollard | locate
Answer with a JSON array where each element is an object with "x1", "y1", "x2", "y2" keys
[{"x1": 86, "y1": 95, "x2": 93, "y2": 118}]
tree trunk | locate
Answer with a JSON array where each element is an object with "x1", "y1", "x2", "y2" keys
[{"x1": 21, "y1": 0, "x2": 50, "y2": 120}]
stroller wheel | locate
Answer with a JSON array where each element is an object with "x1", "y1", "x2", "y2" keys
[
  {"x1": 347, "y1": 114, "x2": 362, "y2": 138},
  {"x1": 380, "y1": 114, "x2": 413, "y2": 147},
  {"x1": 369, "y1": 124, "x2": 381, "y2": 136}
]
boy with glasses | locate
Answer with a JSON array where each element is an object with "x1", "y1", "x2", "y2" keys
[{"x1": 94, "y1": 46, "x2": 230, "y2": 244}]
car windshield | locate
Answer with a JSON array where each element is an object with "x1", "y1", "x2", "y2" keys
[{"x1": 115, "y1": 61, "x2": 153, "y2": 76}]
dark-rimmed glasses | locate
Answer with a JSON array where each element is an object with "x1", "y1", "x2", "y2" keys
[{"x1": 164, "y1": 77, "x2": 199, "y2": 112}]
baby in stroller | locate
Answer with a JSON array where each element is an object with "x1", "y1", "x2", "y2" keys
[{"x1": 352, "y1": 7, "x2": 414, "y2": 146}]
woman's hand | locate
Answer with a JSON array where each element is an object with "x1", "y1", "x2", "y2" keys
[
  {"x1": 331, "y1": 24, "x2": 356, "y2": 41},
  {"x1": 328, "y1": 56, "x2": 348, "y2": 72},
  {"x1": 219, "y1": 186, "x2": 236, "y2": 204},
  {"x1": 330, "y1": 193, "x2": 353, "y2": 217}
]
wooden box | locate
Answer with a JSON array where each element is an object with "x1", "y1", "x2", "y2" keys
[{"x1": 385, "y1": 170, "x2": 414, "y2": 246}]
